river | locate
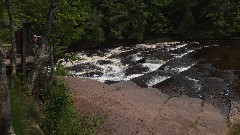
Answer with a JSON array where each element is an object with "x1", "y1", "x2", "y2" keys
[{"x1": 62, "y1": 41, "x2": 240, "y2": 115}]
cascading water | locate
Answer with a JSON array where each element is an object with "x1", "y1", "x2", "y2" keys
[{"x1": 61, "y1": 41, "x2": 240, "y2": 115}]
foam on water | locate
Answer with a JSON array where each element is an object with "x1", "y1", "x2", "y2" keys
[
  {"x1": 124, "y1": 74, "x2": 145, "y2": 81},
  {"x1": 65, "y1": 49, "x2": 130, "y2": 82},
  {"x1": 132, "y1": 55, "x2": 143, "y2": 62},
  {"x1": 136, "y1": 44, "x2": 157, "y2": 49},
  {"x1": 69, "y1": 71, "x2": 86, "y2": 76},
  {"x1": 186, "y1": 77, "x2": 199, "y2": 82},
  {"x1": 175, "y1": 49, "x2": 195, "y2": 58},
  {"x1": 108, "y1": 46, "x2": 124, "y2": 56},
  {"x1": 156, "y1": 41, "x2": 181, "y2": 45},
  {"x1": 168, "y1": 44, "x2": 188, "y2": 51},
  {"x1": 63, "y1": 41, "x2": 202, "y2": 84},
  {"x1": 171, "y1": 63, "x2": 197, "y2": 73},
  {"x1": 192, "y1": 42, "x2": 200, "y2": 44},
  {"x1": 91, "y1": 59, "x2": 128, "y2": 82},
  {"x1": 146, "y1": 76, "x2": 171, "y2": 87},
  {"x1": 142, "y1": 63, "x2": 164, "y2": 72}
]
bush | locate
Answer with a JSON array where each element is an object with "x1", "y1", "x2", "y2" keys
[
  {"x1": 55, "y1": 65, "x2": 69, "y2": 76},
  {"x1": 11, "y1": 74, "x2": 104, "y2": 135},
  {"x1": 43, "y1": 80, "x2": 104, "y2": 135},
  {"x1": 229, "y1": 122, "x2": 240, "y2": 135},
  {"x1": 10, "y1": 77, "x2": 43, "y2": 135},
  {"x1": 43, "y1": 81, "x2": 78, "y2": 134}
]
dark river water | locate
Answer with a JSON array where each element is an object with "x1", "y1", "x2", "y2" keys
[
  {"x1": 195, "y1": 44, "x2": 240, "y2": 95},
  {"x1": 63, "y1": 41, "x2": 240, "y2": 115}
]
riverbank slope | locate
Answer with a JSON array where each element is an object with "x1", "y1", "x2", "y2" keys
[{"x1": 63, "y1": 76, "x2": 231, "y2": 135}]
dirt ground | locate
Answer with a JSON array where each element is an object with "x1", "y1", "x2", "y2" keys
[{"x1": 63, "y1": 77, "x2": 229, "y2": 135}]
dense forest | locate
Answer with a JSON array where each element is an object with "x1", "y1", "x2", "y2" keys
[
  {"x1": 0, "y1": 0, "x2": 240, "y2": 134},
  {"x1": 0, "y1": 0, "x2": 240, "y2": 47}
]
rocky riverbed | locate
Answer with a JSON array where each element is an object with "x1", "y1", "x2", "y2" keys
[{"x1": 61, "y1": 41, "x2": 240, "y2": 134}]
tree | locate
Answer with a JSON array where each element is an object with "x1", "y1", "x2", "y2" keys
[
  {"x1": 27, "y1": 0, "x2": 58, "y2": 91},
  {"x1": 50, "y1": 0, "x2": 89, "y2": 51},
  {"x1": 97, "y1": 0, "x2": 148, "y2": 42},
  {"x1": 174, "y1": 0, "x2": 240, "y2": 38},
  {"x1": 0, "y1": 42, "x2": 15, "y2": 135},
  {"x1": 5, "y1": 0, "x2": 17, "y2": 75},
  {"x1": 83, "y1": 7, "x2": 105, "y2": 45},
  {"x1": 0, "y1": 1, "x2": 11, "y2": 43},
  {"x1": 145, "y1": 0, "x2": 173, "y2": 38}
]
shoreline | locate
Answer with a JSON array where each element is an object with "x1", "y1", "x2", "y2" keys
[{"x1": 63, "y1": 76, "x2": 230, "y2": 135}]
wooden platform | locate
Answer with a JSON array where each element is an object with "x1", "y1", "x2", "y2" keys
[{"x1": 4, "y1": 56, "x2": 34, "y2": 66}]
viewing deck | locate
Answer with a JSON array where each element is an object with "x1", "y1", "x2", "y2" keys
[
  {"x1": 3, "y1": 56, "x2": 34, "y2": 67},
  {"x1": 2, "y1": 43, "x2": 35, "y2": 67}
]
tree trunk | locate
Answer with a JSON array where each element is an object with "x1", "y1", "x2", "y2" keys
[
  {"x1": 27, "y1": 0, "x2": 58, "y2": 91},
  {"x1": 49, "y1": 44, "x2": 54, "y2": 82},
  {"x1": 22, "y1": 28, "x2": 27, "y2": 82},
  {"x1": 0, "y1": 43, "x2": 15, "y2": 135},
  {"x1": 5, "y1": 0, "x2": 17, "y2": 76}
]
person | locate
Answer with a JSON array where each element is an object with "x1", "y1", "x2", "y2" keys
[{"x1": 31, "y1": 35, "x2": 38, "y2": 54}]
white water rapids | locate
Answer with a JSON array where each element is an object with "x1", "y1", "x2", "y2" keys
[{"x1": 61, "y1": 41, "x2": 201, "y2": 86}]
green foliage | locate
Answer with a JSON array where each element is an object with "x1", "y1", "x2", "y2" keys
[
  {"x1": 190, "y1": 0, "x2": 239, "y2": 38},
  {"x1": 55, "y1": 65, "x2": 69, "y2": 76},
  {"x1": 83, "y1": 8, "x2": 105, "y2": 45},
  {"x1": 165, "y1": 0, "x2": 240, "y2": 38},
  {"x1": 42, "y1": 80, "x2": 104, "y2": 135},
  {"x1": 1, "y1": 0, "x2": 240, "y2": 48},
  {"x1": 98, "y1": 0, "x2": 149, "y2": 41},
  {"x1": 0, "y1": 1, "x2": 11, "y2": 43},
  {"x1": 43, "y1": 81, "x2": 78, "y2": 135},
  {"x1": 229, "y1": 122, "x2": 240, "y2": 135},
  {"x1": 145, "y1": 0, "x2": 173, "y2": 38},
  {"x1": 10, "y1": 77, "x2": 42, "y2": 135},
  {"x1": 78, "y1": 114, "x2": 105, "y2": 135},
  {"x1": 201, "y1": 0, "x2": 231, "y2": 37},
  {"x1": 178, "y1": 9, "x2": 195, "y2": 34},
  {"x1": 51, "y1": 0, "x2": 89, "y2": 52},
  {"x1": 10, "y1": 75, "x2": 105, "y2": 135}
]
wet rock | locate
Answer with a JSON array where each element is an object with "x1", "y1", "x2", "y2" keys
[
  {"x1": 181, "y1": 63, "x2": 216, "y2": 80},
  {"x1": 69, "y1": 63, "x2": 102, "y2": 72},
  {"x1": 109, "y1": 49, "x2": 139, "y2": 60},
  {"x1": 80, "y1": 71, "x2": 103, "y2": 77},
  {"x1": 201, "y1": 77, "x2": 231, "y2": 115},
  {"x1": 167, "y1": 57, "x2": 196, "y2": 68},
  {"x1": 151, "y1": 50, "x2": 173, "y2": 61},
  {"x1": 97, "y1": 60, "x2": 113, "y2": 65},
  {"x1": 154, "y1": 75, "x2": 202, "y2": 98},
  {"x1": 125, "y1": 64, "x2": 149, "y2": 76},
  {"x1": 131, "y1": 70, "x2": 173, "y2": 88},
  {"x1": 136, "y1": 58, "x2": 146, "y2": 63},
  {"x1": 170, "y1": 46, "x2": 189, "y2": 54}
]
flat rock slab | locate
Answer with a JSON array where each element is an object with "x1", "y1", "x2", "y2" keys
[{"x1": 63, "y1": 77, "x2": 228, "y2": 135}]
